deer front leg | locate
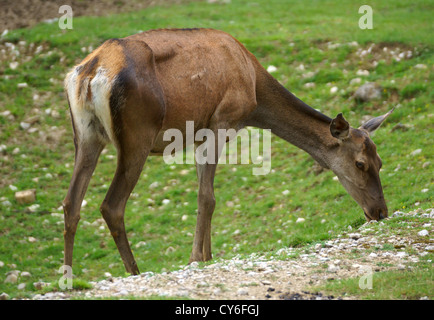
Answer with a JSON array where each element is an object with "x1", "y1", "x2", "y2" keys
[{"x1": 190, "y1": 161, "x2": 217, "y2": 263}]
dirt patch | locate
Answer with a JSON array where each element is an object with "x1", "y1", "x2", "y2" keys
[{"x1": 0, "y1": 0, "x2": 200, "y2": 33}]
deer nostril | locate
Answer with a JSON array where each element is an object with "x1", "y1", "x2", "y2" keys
[{"x1": 379, "y1": 208, "x2": 388, "y2": 220}]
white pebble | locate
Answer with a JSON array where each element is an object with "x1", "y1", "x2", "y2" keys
[
  {"x1": 20, "y1": 122, "x2": 31, "y2": 130},
  {"x1": 418, "y1": 230, "x2": 429, "y2": 237},
  {"x1": 296, "y1": 218, "x2": 305, "y2": 224},
  {"x1": 9, "y1": 62, "x2": 18, "y2": 70},
  {"x1": 396, "y1": 252, "x2": 407, "y2": 258},
  {"x1": 237, "y1": 288, "x2": 249, "y2": 295},
  {"x1": 267, "y1": 65, "x2": 277, "y2": 73},
  {"x1": 414, "y1": 64, "x2": 427, "y2": 69},
  {"x1": 410, "y1": 149, "x2": 422, "y2": 156},
  {"x1": 356, "y1": 69, "x2": 369, "y2": 76}
]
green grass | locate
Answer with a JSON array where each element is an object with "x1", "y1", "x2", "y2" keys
[
  {"x1": 312, "y1": 215, "x2": 434, "y2": 299},
  {"x1": 0, "y1": 0, "x2": 433, "y2": 299},
  {"x1": 319, "y1": 267, "x2": 433, "y2": 300}
]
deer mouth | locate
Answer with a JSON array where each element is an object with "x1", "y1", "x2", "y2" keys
[{"x1": 364, "y1": 207, "x2": 388, "y2": 221}]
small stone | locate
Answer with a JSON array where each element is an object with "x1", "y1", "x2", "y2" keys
[
  {"x1": 410, "y1": 149, "x2": 422, "y2": 156},
  {"x1": 20, "y1": 271, "x2": 31, "y2": 278},
  {"x1": 226, "y1": 201, "x2": 234, "y2": 207},
  {"x1": 282, "y1": 190, "x2": 290, "y2": 196},
  {"x1": 267, "y1": 65, "x2": 277, "y2": 73},
  {"x1": 417, "y1": 230, "x2": 429, "y2": 237},
  {"x1": 396, "y1": 252, "x2": 407, "y2": 258},
  {"x1": 213, "y1": 288, "x2": 222, "y2": 295},
  {"x1": 181, "y1": 214, "x2": 188, "y2": 221},
  {"x1": 414, "y1": 64, "x2": 427, "y2": 69},
  {"x1": 4, "y1": 273, "x2": 18, "y2": 284},
  {"x1": 296, "y1": 218, "x2": 305, "y2": 224},
  {"x1": 26, "y1": 204, "x2": 40, "y2": 213},
  {"x1": 9, "y1": 62, "x2": 18, "y2": 70},
  {"x1": 1, "y1": 200, "x2": 11, "y2": 207},
  {"x1": 296, "y1": 64, "x2": 305, "y2": 71},
  {"x1": 162, "y1": 199, "x2": 170, "y2": 205},
  {"x1": 327, "y1": 264, "x2": 339, "y2": 273},
  {"x1": 237, "y1": 288, "x2": 249, "y2": 295},
  {"x1": 17, "y1": 283, "x2": 26, "y2": 290},
  {"x1": 350, "y1": 77, "x2": 362, "y2": 85},
  {"x1": 348, "y1": 233, "x2": 362, "y2": 240},
  {"x1": 17, "y1": 82, "x2": 28, "y2": 88},
  {"x1": 354, "y1": 82, "x2": 382, "y2": 102},
  {"x1": 330, "y1": 86, "x2": 338, "y2": 94},
  {"x1": 15, "y1": 189, "x2": 36, "y2": 204},
  {"x1": 117, "y1": 289, "x2": 128, "y2": 296},
  {"x1": 149, "y1": 181, "x2": 159, "y2": 189},
  {"x1": 392, "y1": 211, "x2": 405, "y2": 218},
  {"x1": 356, "y1": 69, "x2": 369, "y2": 76},
  {"x1": 20, "y1": 122, "x2": 31, "y2": 130},
  {"x1": 0, "y1": 293, "x2": 10, "y2": 300}
]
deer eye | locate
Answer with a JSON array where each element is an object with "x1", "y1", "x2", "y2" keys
[{"x1": 355, "y1": 161, "x2": 365, "y2": 170}]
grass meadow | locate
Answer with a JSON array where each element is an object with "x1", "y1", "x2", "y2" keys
[{"x1": 0, "y1": 0, "x2": 432, "y2": 299}]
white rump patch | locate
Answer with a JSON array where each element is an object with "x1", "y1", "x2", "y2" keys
[
  {"x1": 65, "y1": 66, "x2": 115, "y2": 144},
  {"x1": 89, "y1": 67, "x2": 116, "y2": 142}
]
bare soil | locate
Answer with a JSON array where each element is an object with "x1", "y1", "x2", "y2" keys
[{"x1": 0, "y1": 0, "x2": 200, "y2": 33}]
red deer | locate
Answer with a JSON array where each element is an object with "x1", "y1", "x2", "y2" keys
[{"x1": 63, "y1": 28, "x2": 393, "y2": 275}]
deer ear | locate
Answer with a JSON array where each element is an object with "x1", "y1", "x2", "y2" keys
[
  {"x1": 359, "y1": 108, "x2": 395, "y2": 133},
  {"x1": 330, "y1": 113, "x2": 350, "y2": 140}
]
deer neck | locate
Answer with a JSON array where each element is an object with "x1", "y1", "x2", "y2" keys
[{"x1": 245, "y1": 70, "x2": 337, "y2": 169}]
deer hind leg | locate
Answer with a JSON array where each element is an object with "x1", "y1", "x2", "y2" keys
[
  {"x1": 100, "y1": 90, "x2": 164, "y2": 275},
  {"x1": 63, "y1": 133, "x2": 105, "y2": 272},
  {"x1": 100, "y1": 144, "x2": 150, "y2": 275},
  {"x1": 99, "y1": 105, "x2": 163, "y2": 275}
]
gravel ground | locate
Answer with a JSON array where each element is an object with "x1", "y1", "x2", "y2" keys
[{"x1": 30, "y1": 207, "x2": 433, "y2": 300}]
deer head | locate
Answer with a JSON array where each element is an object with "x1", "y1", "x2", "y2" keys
[{"x1": 329, "y1": 109, "x2": 394, "y2": 221}]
